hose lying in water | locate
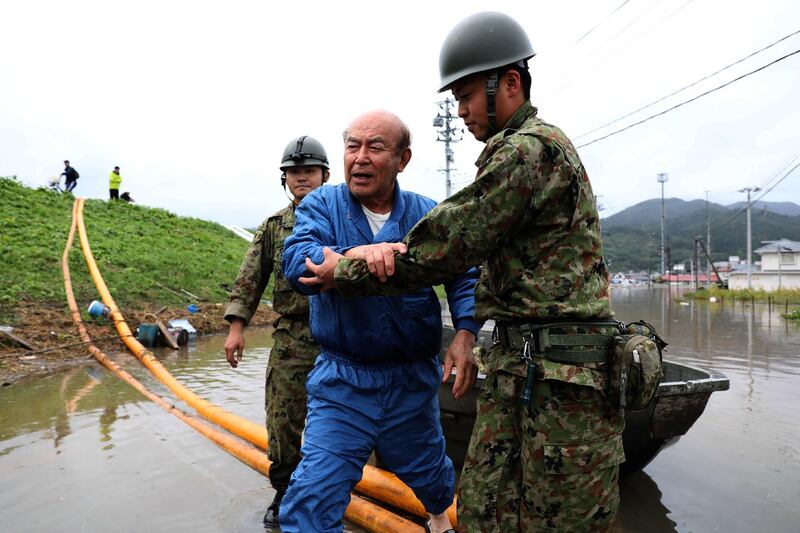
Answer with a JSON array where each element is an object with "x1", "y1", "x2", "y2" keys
[
  {"x1": 74, "y1": 198, "x2": 459, "y2": 525},
  {"x1": 64, "y1": 199, "x2": 422, "y2": 533}
]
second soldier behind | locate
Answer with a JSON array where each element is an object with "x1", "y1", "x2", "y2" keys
[{"x1": 223, "y1": 136, "x2": 329, "y2": 528}]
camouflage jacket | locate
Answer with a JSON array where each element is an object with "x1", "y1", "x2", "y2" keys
[
  {"x1": 335, "y1": 101, "x2": 612, "y2": 373},
  {"x1": 224, "y1": 204, "x2": 311, "y2": 337}
]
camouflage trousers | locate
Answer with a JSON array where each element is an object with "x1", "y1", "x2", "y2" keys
[
  {"x1": 458, "y1": 364, "x2": 625, "y2": 532},
  {"x1": 266, "y1": 327, "x2": 318, "y2": 491}
]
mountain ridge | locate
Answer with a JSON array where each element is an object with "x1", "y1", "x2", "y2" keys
[{"x1": 600, "y1": 198, "x2": 800, "y2": 271}]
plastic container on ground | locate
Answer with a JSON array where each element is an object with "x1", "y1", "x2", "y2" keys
[
  {"x1": 168, "y1": 319, "x2": 197, "y2": 339},
  {"x1": 87, "y1": 300, "x2": 111, "y2": 318},
  {"x1": 136, "y1": 324, "x2": 160, "y2": 347}
]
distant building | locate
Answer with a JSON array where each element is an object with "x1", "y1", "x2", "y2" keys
[
  {"x1": 662, "y1": 273, "x2": 720, "y2": 284},
  {"x1": 728, "y1": 239, "x2": 800, "y2": 290}
]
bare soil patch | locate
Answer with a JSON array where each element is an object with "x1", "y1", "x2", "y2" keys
[{"x1": 0, "y1": 299, "x2": 277, "y2": 385}]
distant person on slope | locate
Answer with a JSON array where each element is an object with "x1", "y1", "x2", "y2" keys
[
  {"x1": 61, "y1": 160, "x2": 79, "y2": 193},
  {"x1": 120, "y1": 192, "x2": 135, "y2": 203},
  {"x1": 223, "y1": 136, "x2": 329, "y2": 529},
  {"x1": 109, "y1": 166, "x2": 122, "y2": 200}
]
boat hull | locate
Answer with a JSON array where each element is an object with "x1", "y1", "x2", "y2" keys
[{"x1": 438, "y1": 327, "x2": 729, "y2": 477}]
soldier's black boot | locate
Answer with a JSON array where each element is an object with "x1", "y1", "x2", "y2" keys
[{"x1": 262, "y1": 489, "x2": 284, "y2": 529}]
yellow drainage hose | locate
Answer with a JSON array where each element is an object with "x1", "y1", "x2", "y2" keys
[
  {"x1": 63, "y1": 200, "x2": 423, "y2": 533},
  {"x1": 75, "y1": 199, "x2": 267, "y2": 447},
  {"x1": 75, "y1": 198, "x2": 458, "y2": 526}
]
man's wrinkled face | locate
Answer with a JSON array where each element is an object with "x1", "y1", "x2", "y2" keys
[
  {"x1": 285, "y1": 166, "x2": 326, "y2": 201},
  {"x1": 452, "y1": 75, "x2": 490, "y2": 142},
  {"x1": 343, "y1": 113, "x2": 409, "y2": 205}
]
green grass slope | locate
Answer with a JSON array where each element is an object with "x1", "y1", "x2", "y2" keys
[{"x1": 0, "y1": 177, "x2": 253, "y2": 320}]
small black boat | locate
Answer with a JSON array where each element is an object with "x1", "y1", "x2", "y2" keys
[{"x1": 438, "y1": 327, "x2": 730, "y2": 477}]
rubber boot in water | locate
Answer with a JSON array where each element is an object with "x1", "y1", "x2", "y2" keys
[{"x1": 263, "y1": 489, "x2": 284, "y2": 528}]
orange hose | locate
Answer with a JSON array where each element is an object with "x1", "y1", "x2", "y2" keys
[
  {"x1": 75, "y1": 199, "x2": 267, "y2": 447},
  {"x1": 64, "y1": 199, "x2": 423, "y2": 533},
  {"x1": 75, "y1": 198, "x2": 457, "y2": 526}
]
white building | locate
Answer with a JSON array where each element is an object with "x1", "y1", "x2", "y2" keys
[{"x1": 728, "y1": 239, "x2": 800, "y2": 290}]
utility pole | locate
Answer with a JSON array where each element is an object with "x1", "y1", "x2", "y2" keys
[
  {"x1": 433, "y1": 97, "x2": 462, "y2": 198},
  {"x1": 691, "y1": 238, "x2": 697, "y2": 291},
  {"x1": 657, "y1": 173, "x2": 668, "y2": 277},
  {"x1": 738, "y1": 186, "x2": 761, "y2": 289},
  {"x1": 705, "y1": 190, "x2": 711, "y2": 289}
]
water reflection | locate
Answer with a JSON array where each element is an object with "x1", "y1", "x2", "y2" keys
[
  {"x1": 612, "y1": 286, "x2": 800, "y2": 532},
  {"x1": 613, "y1": 471, "x2": 677, "y2": 533},
  {"x1": 1, "y1": 290, "x2": 799, "y2": 532}
]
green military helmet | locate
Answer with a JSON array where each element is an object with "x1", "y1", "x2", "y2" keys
[
  {"x1": 438, "y1": 11, "x2": 536, "y2": 92},
  {"x1": 279, "y1": 135, "x2": 329, "y2": 171}
]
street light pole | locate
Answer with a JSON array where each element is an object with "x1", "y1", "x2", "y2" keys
[
  {"x1": 657, "y1": 173, "x2": 668, "y2": 277},
  {"x1": 705, "y1": 190, "x2": 711, "y2": 289}
]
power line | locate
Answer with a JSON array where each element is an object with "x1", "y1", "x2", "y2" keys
[
  {"x1": 574, "y1": 0, "x2": 632, "y2": 45},
  {"x1": 586, "y1": 0, "x2": 665, "y2": 56},
  {"x1": 576, "y1": 47, "x2": 800, "y2": 148},
  {"x1": 757, "y1": 148, "x2": 800, "y2": 191},
  {"x1": 574, "y1": 28, "x2": 800, "y2": 140},
  {"x1": 547, "y1": 0, "x2": 695, "y2": 98},
  {"x1": 718, "y1": 150, "x2": 800, "y2": 230},
  {"x1": 753, "y1": 161, "x2": 800, "y2": 204},
  {"x1": 713, "y1": 156, "x2": 800, "y2": 232}
]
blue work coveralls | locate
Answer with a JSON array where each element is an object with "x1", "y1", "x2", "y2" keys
[{"x1": 281, "y1": 182, "x2": 480, "y2": 532}]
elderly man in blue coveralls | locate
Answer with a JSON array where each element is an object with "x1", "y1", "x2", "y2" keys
[{"x1": 280, "y1": 109, "x2": 481, "y2": 533}]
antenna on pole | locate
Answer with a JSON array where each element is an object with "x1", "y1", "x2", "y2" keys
[{"x1": 433, "y1": 97, "x2": 462, "y2": 198}]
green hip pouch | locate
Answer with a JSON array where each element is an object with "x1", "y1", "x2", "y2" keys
[
  {"x1": 609, "y1": 320, "x2": 667, "y2": 416},
  {"x1": 494, "y1": 319, "x2": 667, "y2": 414}
]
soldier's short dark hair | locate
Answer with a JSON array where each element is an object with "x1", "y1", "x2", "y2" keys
[{"x1": 501, "y1": 62, "x2": 532, "y2": 101}]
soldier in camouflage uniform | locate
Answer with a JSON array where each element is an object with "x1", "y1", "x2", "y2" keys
[
  {"x1": 223, "y1": 135, "x2": 329, "y2": 528},
  {"x1": 299, "y1": 12, "x2": 624, "y2": 532}
]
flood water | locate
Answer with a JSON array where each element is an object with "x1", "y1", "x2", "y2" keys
[{"x1": 1, "y1": 287, "x2": 799, "y2": 532}]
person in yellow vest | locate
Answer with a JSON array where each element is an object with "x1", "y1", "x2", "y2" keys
[{"x1": 109, "y1": 166, "x2": 122, "y2": 200}]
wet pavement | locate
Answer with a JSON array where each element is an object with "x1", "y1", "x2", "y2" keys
[{"x1": 1, "y1": 287, "x2": 799, "y2": 532}]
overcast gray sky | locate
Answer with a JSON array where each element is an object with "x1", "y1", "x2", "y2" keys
[{"x1": 2, "y1": 0, "x2": 799, "y2": 227}]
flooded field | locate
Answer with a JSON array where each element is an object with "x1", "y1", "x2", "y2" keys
[{"x1": 1, "y1": 287, "x2": 799, "y2": 532}]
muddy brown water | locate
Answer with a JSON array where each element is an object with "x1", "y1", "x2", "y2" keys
[{"x1": 1, "y1": 287, "x2": 798, "y2": 532}]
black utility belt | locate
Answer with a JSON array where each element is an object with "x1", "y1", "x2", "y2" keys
[{"x1": 492, "y1": 320, "x2": 621, "y2": 364}]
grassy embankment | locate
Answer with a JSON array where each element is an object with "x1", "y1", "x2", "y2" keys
[
  {"x1": 684, "y1": 286, "x2": 800, "y2": 319},
  {"x1": 0, "y1": 177, "x2": 277, "y2": 379},
  {"x1": 0, "y1": 176, "x2": 259, "y2": 318}
]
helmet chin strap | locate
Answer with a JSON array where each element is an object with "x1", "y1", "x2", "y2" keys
[
  {"x1": 281, "y1": 174, "x2": 296, "y2": 204},
  {"x1": 485, "y1": 70, "x2": 500, "y2": 138}
]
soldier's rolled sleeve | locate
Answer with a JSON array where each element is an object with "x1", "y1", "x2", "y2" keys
[
  {"x1": 335, "y1": 141, "x2": 542, "y2": 295},
  {"x1": 223, "y1": 302, "x2": 254, "y2": 325}
]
